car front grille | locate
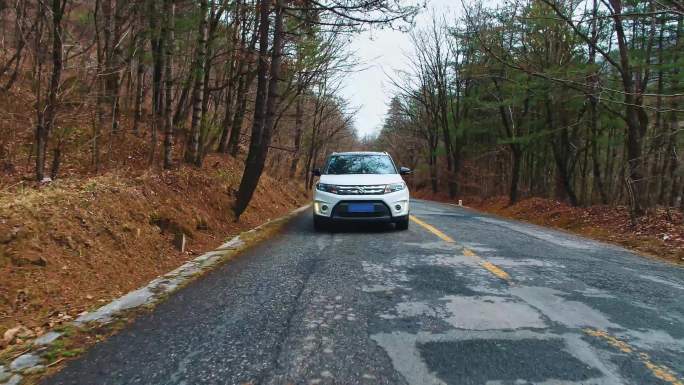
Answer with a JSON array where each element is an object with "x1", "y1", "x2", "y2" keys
[
  {"x1": 335, "y1": 185, "x2": 385, "y2": 195},
  {"x1": 332, "y1": 201, "x2": 390, "y2": 218}
]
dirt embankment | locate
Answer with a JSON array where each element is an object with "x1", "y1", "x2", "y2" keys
[
  {"x1": 0, "y1": 154, "x2": 308, "y2": 348},
  {"x1": 414, "y1": 191, "x2": 684, "y2": 264}
]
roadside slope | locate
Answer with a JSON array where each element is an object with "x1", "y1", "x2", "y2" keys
[{"x1": 0, "y1": 154, "x2": 308, "y2": 347}]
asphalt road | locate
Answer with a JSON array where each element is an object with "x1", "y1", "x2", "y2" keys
[{"x1": 43, "y1": 200, "x2": 684, "y2": 385}]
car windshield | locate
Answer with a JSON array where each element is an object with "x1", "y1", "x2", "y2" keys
[{"x1": 325, "y1": 154, "x2": 397, "y2": 175}]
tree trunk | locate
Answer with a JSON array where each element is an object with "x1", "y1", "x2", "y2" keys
[
  {"x1": 162, "y1": 0, "x2": 175, "y2": 169},
  {"x1": 50, "y1": 147, "x2": 61, "y2": 179},
  {"x1": 101, "y1": 0, "x2": 123, "y2": 135},
  {"x1": 185, "y1": 0, "x2": 209, "y2": 166},
  {"x1": 1, "y1": 2, "x2": 27, "y2": 91},
  {"x1": 172, "y1": 74, "x2": 192, "y2": 127},
  {"x1": 37, "y1": 0, "x2": 65, "y2": 181},
  {"x1": 132, "y1": 12, "x2": 146, "y2": 137},
  {"x1": 218, "y1": 0, "x2": 242, "y2": 153},
  {"x1": 588, "y1": 89, "x2": 608, "y2": 204},
  {"x1": 610, "y1": 0, "x2": 645, "y2": 217},
  {"x1": 234, "y1": 0, "x2": 284, "y2": 218},
  {"x1": 586, "y1": 0, "x2": 607, "y2": 205},
  {"x1": 218, "y1": 67, "x2": 236, "y2": 153},
  {"x1": 429, "y1": 150, "x2": 438, "y2": 194},
  {"x1": 218, "y1": 91, "x2": 234, "y2": 153},
  {"x1": 197, "y1": 55, "x2": 214, "y2": 165},
  {"x1": 111, "y1": 0, "x2": 124, "y2": 134},
  {"x1": 289, "y1": 96, "x2": 303, "y2": 177},
  {"x1": 509, "y1": 144, "x2": 522, "y2": 205},
  {"x1": 228, "y1": 2, "x2": 258, "y2": 158},
  {"x1": 546, "y1": 99, "x2": 578, "y2": 206},
  {"x1": 662, "y1": 16, "x2": 682, "y2": 206},
  {"x1": 227, "y1": 72, "x2": 250, "y2": 157},
  {"x1": 149, "y1": 0, "x2": 164, "y2": 118},
  {"x1": 304, "y1": 104, "x2": 321, "y2": 189},
  {"x1": 307, "y1": 146, "x2": 320, "y2": 190},
  {"x1": 441, "y1": 121, "x2": 456, "y2": 198}
]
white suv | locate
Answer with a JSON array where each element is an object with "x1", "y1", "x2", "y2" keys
[{"x1": 312, "y1": 152, "x2": 411, "y2": 231}]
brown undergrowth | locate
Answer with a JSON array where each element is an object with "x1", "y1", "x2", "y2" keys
[{"x1": 0, "y1": 154, "x2": 309, "y2": 349}]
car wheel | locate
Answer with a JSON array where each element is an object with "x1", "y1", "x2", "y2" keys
[
  {"x1": 313, "y1": 216, "x2": 327, "y2": 231},
  {"x1": 395, "y1": 217, "x2": 409, "y2": 230}
]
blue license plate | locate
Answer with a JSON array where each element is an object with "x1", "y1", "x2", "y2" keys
[{"x1": 348, "y1": 203, "x2": 375, "y2": 213}]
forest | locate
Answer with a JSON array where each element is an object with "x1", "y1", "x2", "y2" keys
[
  {"x1": 1, "y1": 0, "x2": 682, "y2": 222},
  {"x1": 0, "y1": 0, "x2": 416, "y2": 217},
  {"x1": 375, "y1": 0, "x2": 684, "y2": 222}
]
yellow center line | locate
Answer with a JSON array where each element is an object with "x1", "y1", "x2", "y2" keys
[
  {"x1": 409, "y1": 215, "x2": 512, "y2": 283},
  {"x1": 480, "y1": 261, "x2": 512, "y2": 281},
  {"x1": 410, "y1": 215, "x2": 681, "y2": 385},
  {"x1": 585, "y1": 328, "x2": 684, "y2": 385},
  {"x1": 584, "y1": 329, "x2": 633, "y2": 353},
  {"x1": 462, "y1": 248, "x2": 511, "y2": 279},
  {"x1": 409, "y1": 215, "x2": 455, "y2": 243}
]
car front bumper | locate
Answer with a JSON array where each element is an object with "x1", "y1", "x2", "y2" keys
[{"x1": 312, "y1": 188, "x2": 410, "y2": 222}]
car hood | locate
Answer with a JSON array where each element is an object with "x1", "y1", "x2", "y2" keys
[{"x1": 319, "y1": 174, "x2": 404, "y2": 186}]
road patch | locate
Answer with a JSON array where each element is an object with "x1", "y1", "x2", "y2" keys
[
  {"x1": 510, "y1": 286, "x2": 615, "y2": 330},
  {"x1": 418, "y1": 338, "x2": 602, "y2": 384},
  {"x1": 372, "y1": 330, "x2": 612, "y2": 385},
  {"x1": 410, "y1": 215, "x2": 512, "y2": 283},
  {"x1": 441, "y1": 295, "x2": 546, "y2": 330},
  {"x1": 406, "y1": 265, "x2": 478, "y2": 296}
]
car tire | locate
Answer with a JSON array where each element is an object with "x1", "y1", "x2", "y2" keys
[
  {"x1": 313, "y1": 216, "x2": 327, "y2": 231},
  {"x1": 395, "y1": 217, "x2": 409, "y2": 231}
]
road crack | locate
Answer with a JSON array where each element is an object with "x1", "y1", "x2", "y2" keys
[{"x1": 256, "y1": 255, "x2": 322, "y2": 384}]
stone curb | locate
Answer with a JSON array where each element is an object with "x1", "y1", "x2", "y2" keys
[{"x1": 0, "y1": 204, "x2": 311, "y2": 384}]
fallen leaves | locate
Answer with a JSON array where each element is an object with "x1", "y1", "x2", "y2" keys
[
  {"x1": 0, "y1": 153, "x2": 309, "y2": 342},
  {"x1": 478, "y1": 197, "x2": 684, "y2": 263},
  {"x1": 2, "y1": 325, "x2": 34, "y2": 348}
]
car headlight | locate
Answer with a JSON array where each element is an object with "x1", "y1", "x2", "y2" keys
[
  {"x1": 385, "y1": 182, "x2": 406, "y2": 193},
  {"x1": 316, "y1": 183, "x2": 338, "y2": 194}
]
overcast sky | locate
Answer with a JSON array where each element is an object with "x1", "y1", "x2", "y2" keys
[{"x1": 340, "y1": 0, "x2": 460, "y2": 139}]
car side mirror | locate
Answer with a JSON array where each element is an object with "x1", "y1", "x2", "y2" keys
[
  {"x1": 399, "y1": 167, "x2": 412, "y2": 175},
  {"x1": 313, "y1": 168, "x2": 321, "y2": 177}
]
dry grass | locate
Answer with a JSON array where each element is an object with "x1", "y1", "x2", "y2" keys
[
  {"x1": 0, "y1": 51, "x2": 311, "y2": 352},
  {"x1": 0, "y1": 154, "x2": 309, "y2": 347}
]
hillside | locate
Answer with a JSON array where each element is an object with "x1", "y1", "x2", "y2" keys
[
  {"x1": 0, "y1": 154, "x2": 307, "y2": 348},
  {"x1": 0, "y1": 46, "x2": 310, "y2": 346}
]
